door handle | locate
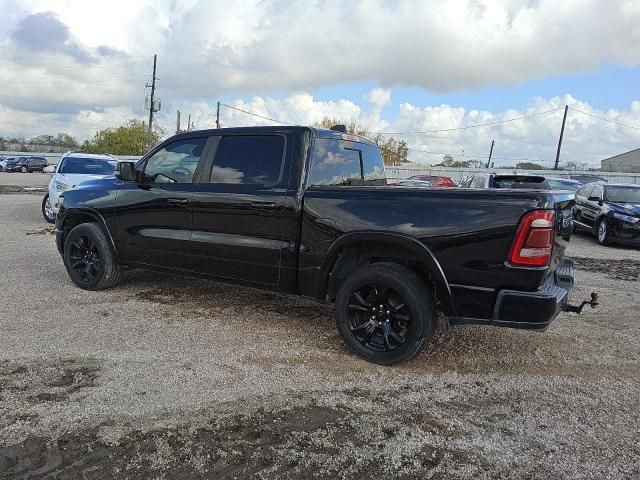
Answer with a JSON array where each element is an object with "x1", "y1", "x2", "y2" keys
[
  {"x1": 250, "y1": 201, "x2": 277, "y2": 210},
  {"x1": 166, "y1": 198, "x2": 190, "y2": 206}
]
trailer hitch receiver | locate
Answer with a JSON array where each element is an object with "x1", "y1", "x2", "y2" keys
[{"x1": 563, "y1": 292, "x2": 599, "y2": 314}]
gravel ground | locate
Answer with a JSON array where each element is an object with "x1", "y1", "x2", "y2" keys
[
  {"x1": 1, "y1": 194, "x2": 639, "y2": 479},
  {"x1": 0, "y1": 172, "x2": 50, "y2": 190}
]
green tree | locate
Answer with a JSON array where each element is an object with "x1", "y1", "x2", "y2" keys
[
  {"x1": 54, "y1": 133, "x2": 79, "y2": 147},
  {"x1": 83, "y1": 119, "x2": 161, "y2": 155},
  {"x1": 515, "y1": 161, "x2": 546, "y2": 170},
  {"x1": 315, "y1": 117, "x2": 409, "y2": 166},
  {"x1": 439, "y1": 155, "x2": 470, "y2": 168}
]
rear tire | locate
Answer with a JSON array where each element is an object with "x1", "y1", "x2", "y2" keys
[
  {"x1": 63, "y1": 223, "x2": 123, "y2": 290},
  {"x1": 42, "y1": 194, "x2": 55, "y2": 224},
  {"x1": 596, "y1": 217, "x2": 611, "y2": 246},
  {"x1": 20, "y1": 166, "x2": 28, "y2": 173},
  {"x1": 335, "y1": 262, "x2": 436, "y2": 365}
]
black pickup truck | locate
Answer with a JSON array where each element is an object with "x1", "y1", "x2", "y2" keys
[{"x1": 54, "y1": 126, "x2": 591, "y2": 364}]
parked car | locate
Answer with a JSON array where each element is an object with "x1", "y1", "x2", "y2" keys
[
  {"x1": 3, "y1": 156, "x2": 48, "y2": 173},
  {"x1": 459, "y1": 173, "x2": 551, "y2": 190},
  {"x1": 398, "y1": 175, "x2": 456, "y2": 188},
  {"x1": 568, "y1": 174, "x2": 608, "y2": 184},
  {"x1": 54, "y1": 126, "x2": 592, "y2": 365},
  {"x1": 573, "y1": 182, "x2": 640, "y2": 246},
  {"x1": 546, "y1": 178, "x2": 582, "y2": 192},
  {"x1": 0, "y1": 156, "x2": 8, "y2": 172},
  {"x1": 42, "y1": 152, "x2": 119, "y2": 223}
]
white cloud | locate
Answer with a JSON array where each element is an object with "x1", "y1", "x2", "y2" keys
[
  {"x1": 162, "y1": 91, "x2": 640, "y2": 168},
  {"x1": 2, "y1": 0, "x2": 640, "y2": 108},
  {"x1": 1, "y1": 0, "x2": 640, "y2": 168}
]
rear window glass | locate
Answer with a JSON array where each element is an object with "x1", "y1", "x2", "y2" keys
[
  {"x1": 577, "y1": 184, "x2": 596, "y2": 198},
  {"x1": 309, "y1": 138, "x2": 386, "y2": 186},
  {"x1": 493, "y1": 176, "x2": 550, "y2": 189}
]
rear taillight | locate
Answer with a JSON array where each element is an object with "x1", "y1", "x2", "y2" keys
[{"x1": 507, "y1": 211, "x2": 555, "y2": 267}]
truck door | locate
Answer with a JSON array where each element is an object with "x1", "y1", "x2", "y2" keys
[
  {"x1": 190, "y1": 133, "x2": 293, "y2": 286},
  {"x1": 113, "y1": 136, "x2": 212, "y2": 270}
]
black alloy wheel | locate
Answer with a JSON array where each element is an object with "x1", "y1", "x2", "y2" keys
[
  {"x1": 335, "y1": 262, "x2": 436, "y2": 365},
  {"x1": 69, "y1": 235, "x2": 102, "y2": 284},
  {"x1": 347, "y1": 282, "x2": 411, "y2": 352},
  {"x1": 63, "y1": 223, "x2": 123, "y2": 290}
]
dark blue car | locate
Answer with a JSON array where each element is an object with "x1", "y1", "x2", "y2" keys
[{"x1": 574, "y1": 183, "x2": 640, "y2": 246}]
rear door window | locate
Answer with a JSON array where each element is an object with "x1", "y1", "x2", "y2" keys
[
  {"x1": 309, "y1": 138, "x2": 386, "y2": 186},
  {"x1": 210, "y1": 135, "x2": 285, "y2": 185}
]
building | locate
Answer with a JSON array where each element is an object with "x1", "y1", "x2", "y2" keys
[{"x1": 601, "y1": 147, "x2": 640, "y2": 173}]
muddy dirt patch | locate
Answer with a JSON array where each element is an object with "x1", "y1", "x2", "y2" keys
[
  {"x1": 572, "y1": 256, "x2": 640, "y2": 281},
  {"x1": 25, "y1": 225, "x2": 55, "y2": 236},
  {"x1": 0, "y1": 359, "x2": 100, "y2": 432},
  {"x1": 0, "y1": 395, "x2": 472, "y2": 480}
]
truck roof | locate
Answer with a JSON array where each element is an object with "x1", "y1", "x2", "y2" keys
[{"x1": 172, "y1": 126, "x2": 379, "y2": 146}]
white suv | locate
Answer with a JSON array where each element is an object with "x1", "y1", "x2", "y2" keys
[{"x1": 42, "y1": 152, "x2": 119, "y2": 223}]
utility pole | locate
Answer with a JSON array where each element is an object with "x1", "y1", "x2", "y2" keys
[
  {"x1": 554, "y1": 105, "x2": 568, "y2": 170},
  {"x1": 176, "y1": 110, "x2": 181, "y2": 134},
  {"x1": 147, "y1": 54, "x2": 157, "y2": 133},
  {"x1": 486, "y1": 140, "x2": 494, "y2": 168},
  {"x1": 187, "y1": 113, "x2": 191, "y2": 132},
  {"x1": 216, "y1": 101, "x2": 221, "y2": 128}
]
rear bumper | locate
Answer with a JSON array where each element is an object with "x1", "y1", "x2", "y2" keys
[
  {"x1": 449, "y1": 258, "x2": 574, "y2": 331},
  {"x1": 493, "y1": 258, "x2": 574, "y2": 330}
]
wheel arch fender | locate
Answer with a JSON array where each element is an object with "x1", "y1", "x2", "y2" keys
[
  {"x1": 318, "y1": 231, "x2": 455, "y2": 316},
  {"x1": 59, "y1": 207, "x2": 120, "y2": 262}
]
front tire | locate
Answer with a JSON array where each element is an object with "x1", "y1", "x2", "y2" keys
[
  {"x1": 20, "y1": 166, "x2": 28, "y2": 173},
  {"x1": 41, "y1": 194, "x2": 55, "y2": 224},
  {"x1": 596, "y1": 217, "x2": 611, "y2": 246},
  {"x1": 335, "y1": 262, "x2": 436, "y2": 365},
  {"x1": 63, "y1": 223, "x2": 123, "y2": 290}
]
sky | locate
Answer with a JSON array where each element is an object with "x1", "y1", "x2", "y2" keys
[{"x1": 0, "y1": 0, "x2": 639, "y2": 167}]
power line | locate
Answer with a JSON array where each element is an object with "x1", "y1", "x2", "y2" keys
[
  {"x1": 219, "y1": 103, "x2": 298, "y2": 126},
  {"x1": 377, "y1": 107, "x2": 564, "y2": 135},
  {"x1": 568, "y1": 107, "x2": 640, "y2": 132}
]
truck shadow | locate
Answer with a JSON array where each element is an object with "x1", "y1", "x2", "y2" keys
[{"x1": 120, "y1": 271, "x2": 635, "y2": 379}]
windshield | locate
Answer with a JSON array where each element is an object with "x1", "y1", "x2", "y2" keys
[
  {"x1": 605, "y1": 186, "x2": 640, "y2": 203},
  {"x1": 58, "y1": 157, "x2": 116, "y2": 175}
]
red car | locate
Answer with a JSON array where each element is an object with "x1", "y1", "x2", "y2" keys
[{"x1": 398, "y1": 175, "x2": 456, "y2": 188}]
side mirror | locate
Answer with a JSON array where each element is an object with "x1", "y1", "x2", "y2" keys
[
  {"x1": 115, "y1": 162, "x2": 136, "y2": 181},
  {"x1": 587, "y1": 196, "x2": 602, "y2": 202}
]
